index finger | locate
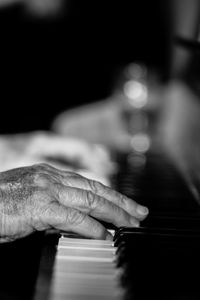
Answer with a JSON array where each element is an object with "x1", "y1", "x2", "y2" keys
[
  {"x1": 36, "y1": 164, "x2": 149, "y2": 220},
  {"x1": 54, "y1": 185, "x2": 140, "y2": 228},
  {"x1": 59, "y1": 174, "x2": 149, "y2": 220}
]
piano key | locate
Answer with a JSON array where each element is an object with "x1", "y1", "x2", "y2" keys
[
  {"x1": 114, "y1": 226, "x2": 200, "y2": 241},
  {"x1": 36, "y1": 234, "x2": 123, "y2": 300},
  {"x1": 58, "y1": 244, "x2": 116, "y2": 251},
  {"x1": 59, "y1": 237, "x2": 114, "y2": 247}
]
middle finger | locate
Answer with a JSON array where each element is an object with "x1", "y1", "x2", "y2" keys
[{"x1": 54, "y1": 184, "x2": 140, "y2": 228}]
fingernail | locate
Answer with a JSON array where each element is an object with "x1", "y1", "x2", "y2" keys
[
  {"x1": 136, "y1": 206, "x2": 149, "y2": 215},
  {"x1": 106, "y1": 232, "x2": 113, "y2": 241}
]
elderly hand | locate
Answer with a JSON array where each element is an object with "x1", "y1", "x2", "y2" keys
[{"x1": 0, "y1": 163, "x2": 149, "y2": 242}]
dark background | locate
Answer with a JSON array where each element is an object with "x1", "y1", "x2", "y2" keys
[{"x1": 0, "y1": 0, "x2": 170, "y2": 133}]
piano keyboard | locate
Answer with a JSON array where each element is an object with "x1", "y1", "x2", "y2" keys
[
  {"x1": 35, "y1": 231, "x2": 123, "y2": 300},
  {"x1": 32, "y1": 151, "x2": 200, "y2": 300}
]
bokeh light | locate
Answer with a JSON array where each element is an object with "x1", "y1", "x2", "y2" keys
[
  {"x1": 130, "y1": 133, "x2": 151, "y2": 153},
  {"x1": 124, "y1": 80, "x2": 148, "y2": 108}
]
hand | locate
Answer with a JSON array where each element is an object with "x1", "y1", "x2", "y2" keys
[
  {"x1": 0, "y1": 163, "x2": 149, "y2": 242},
  {"x1": 52, "y1": 98, "x2": 133, "y2": 152},
  {"x1": 0, "y1": 131, "x2": 115, "y2": 182}
]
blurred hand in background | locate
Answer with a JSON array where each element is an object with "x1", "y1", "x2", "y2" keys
[
  {"x1": 52, "y1": 97, "x2": 133, "y2": 153},
  {"x1": 0, "y1": 131, "x2": 116, "y2": 185}
]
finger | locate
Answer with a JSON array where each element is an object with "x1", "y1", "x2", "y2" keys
[
  {"x1": 54, "y1": 185, "x2": 140, "y2": 227},
  {"x1": 33, "y1": 163, "x2": 148, "y2": 220},
  {"x1": 40, "y1": 202, "x2": 112, "y2": 240},
  {"x1": 57, "y1": 174, "x2": 149, "y2": 220}
]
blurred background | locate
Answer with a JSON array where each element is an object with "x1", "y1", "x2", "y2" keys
[{"x1": 0, "y1": 0, "x2": 171, "y2": 133}]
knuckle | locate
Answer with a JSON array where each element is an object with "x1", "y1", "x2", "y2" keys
[
  {"x1": 33, "y1": 163, "x2": 52, "y2": 172},
  {"x1": 118, "y1": 193, "x2": 127, "y2": 205},
  {"x1": 90, "y1": 180, "x2": 104, "y2": 194},
  {"x1": 40, "y1": 163, "x2": 53, "y2": 171},
  {"x1": 34, "y1": 173, "x2": 52, "y2": 187},
  {"x1": 66, "y1": 208, "x2": 86, "y2": 226},
  {"x1": 115, "y1": 191, "x2": 128, "y2": 207},
  {"x1": 111, "y1": 202, "x2": 121, "y2": 215},
  {"x1": 53, "y1": 183, "x2": 63, "y2": 200},
  {"x1": 85, "y1": 190, "x2": 97, "y2": 209}
]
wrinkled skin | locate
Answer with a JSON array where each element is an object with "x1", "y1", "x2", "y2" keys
[{"x1": 0, "y1": 163, "x2": 148, "y2": 242}]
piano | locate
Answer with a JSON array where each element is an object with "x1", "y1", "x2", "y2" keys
[
  {"x1": 2, "y1": 42, "x2": 200, "y2": 300},
  {"x1": 1, "y1": 145, "x2": 200, "y2": 300},
  {"x1": 1, "y1": 2, "x2": 200, "y2": 299}
]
